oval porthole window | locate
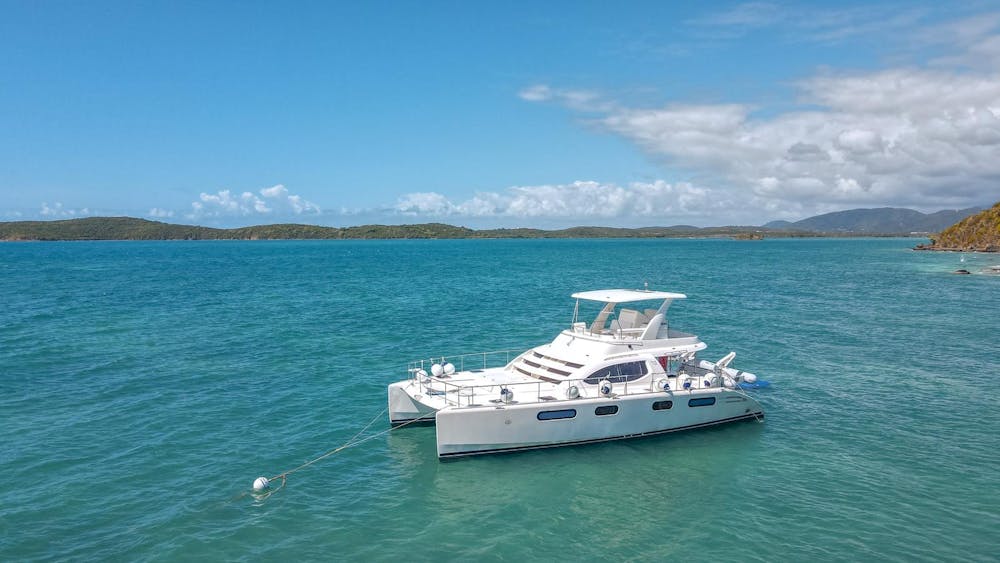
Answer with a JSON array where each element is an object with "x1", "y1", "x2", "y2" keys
[
  {"x1": 688, "y1": 397, "x2": 717, "y2": 407},
  {"x1": 537, "y1": 409, "x2": 577, "y2": 421},
  {"x1": 652, "y1": 400, "x2": 673, "y2": 411},
  {"x1": 595, "y1": 405, "x2": 619, "y2": 416}
]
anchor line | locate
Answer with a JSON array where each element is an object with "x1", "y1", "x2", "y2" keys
[
  {"x1": 248, "y1": 406, "x2": 426, "y2": 501},
  {"x1": 724, "y1": 375, "x2": 765, "y2": 423}
]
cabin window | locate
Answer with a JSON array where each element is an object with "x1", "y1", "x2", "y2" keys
[
  {"x1": 618, "y1": 361, "x2": 648, "y2": 380},
  {"x1": 595, "y1": 405, "x2": 619, "y2": 416},
  {"x1": 584, "y1": 365, "x2": 615, "y2": 384},
  {"x1": 688, "y1": 397, "x2": 716, "y2": 407},
  {"x1": 652, "y1": 400, "x2": 673, "y2": 411},
  {"x1": 537, "y1": 409, "x2": 577, "y2": 421},
  {"x1": 584, "y1": 361, "x2": 649, "y2": 384}
]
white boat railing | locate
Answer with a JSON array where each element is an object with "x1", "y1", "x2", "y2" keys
[
  {"x1": 409, "y1": 359, "x2": 736, "y2": 408},
  {"x1": 407, "y1": 349, "x2": 527, "y2": 378}
]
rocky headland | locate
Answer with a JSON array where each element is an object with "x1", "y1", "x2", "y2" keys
[{"x1": 914, "y1": 201, "x2": 1000, "y2": 252}]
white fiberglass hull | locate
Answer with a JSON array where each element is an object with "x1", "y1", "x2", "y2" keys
[
  {"x1": 387, "y1": 381, "x2": 439, "y2": 425},
  {"x1": 434, "y1": 389, "x2": 762, "y2": 459}
]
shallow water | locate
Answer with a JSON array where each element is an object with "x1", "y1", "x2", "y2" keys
[{"x1": 1, "y1": 238, "x2": 997, "y2": 561}]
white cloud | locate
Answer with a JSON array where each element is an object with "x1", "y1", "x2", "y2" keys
[
  {"x1": 395, "y1": 180, "x2": 724, "y2": 222},
  {"x1": 395, "y1": 192, "x2": 457, "y2": 215},
  {"x1": 523, "y1": 62, "x2": 1000, "y2": 215},
  {"x1": 690, "y1": 2, "x2": 782, "y2": 29},
  {"x1": 689, "y1": 3, "x2": 929, "y2": 45},
  {"x1": 148, "y1": 208, "x2": 174, "y2": 218},
  {"x1": 40, "y1": 202, "x2": 91, "y2": 217},
  {"x1": 517, "y1": 84, "x2": 615, "y2": 112},
  {"x1": 187, "y1": 184, "x2": 320, "y2": 219},
  {"x1": 518, "y1": 85, "x2": 553, "y2": 102},
  {"x1": 919, "y1": 12, "x2": 1000, "y2": 68}
]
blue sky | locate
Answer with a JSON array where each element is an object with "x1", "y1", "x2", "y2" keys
[{"x1": 3, "y1": 1, "x2": 1000, "y2": 227}]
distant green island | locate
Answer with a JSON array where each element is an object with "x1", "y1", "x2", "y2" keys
[
  {"x1": 0, "y1": 216, "x2": 935, "y2": 242},
  {"x1": 5, "y1": 205, "x2": 989, "y2": 242}
]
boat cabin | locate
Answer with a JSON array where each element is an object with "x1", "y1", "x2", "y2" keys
[{"x1": 500, "y1": 289, "x2": 707, "y2": 386}]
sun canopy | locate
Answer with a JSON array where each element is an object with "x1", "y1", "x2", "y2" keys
[{"x1": 571, "y1": 289, "x2": 687, "y2": 303}]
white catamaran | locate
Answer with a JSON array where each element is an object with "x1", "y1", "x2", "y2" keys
[{"x1": 388, "y1": 288, "x2": 766, "y2": 458}]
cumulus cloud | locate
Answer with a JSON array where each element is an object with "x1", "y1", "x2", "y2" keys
[
  {"x1": 187, "y1": 184, "x2": 320, "y2": 219},
  {"x1": 395, "y1": 180, "x2": 725, "y2": 221},
  {"x1": 520, "y1": 12, "x2": 1000, "y2": 219},
  {"x1": 590, "y1": 66, "x2": 1000, "y2": 210},
  {"x1": 395, "y1": 192, "x2": 457, "y2": 215},
  {"x1": 40, "y1": 202, "x2": 91, "y2": 217}
]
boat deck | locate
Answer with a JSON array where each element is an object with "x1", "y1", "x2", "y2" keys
[{"x1": 408, "y1": 353, "x2": 730, "y2": 409}]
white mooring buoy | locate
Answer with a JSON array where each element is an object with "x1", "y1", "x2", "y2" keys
[{"x1": 253, "y1": 476, "x2": 270, "y2": 492}]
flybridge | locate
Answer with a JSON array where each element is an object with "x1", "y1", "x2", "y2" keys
[{"x1": 569, "y1": 288, "x2": 686, "y2": 342}]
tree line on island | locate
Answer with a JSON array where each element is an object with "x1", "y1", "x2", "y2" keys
[
  {"x1": 0, "y1": 217, "x2": 800, "y2": 241},
  {"x1": 1, "y1": 203, "x2": 996, "y2": 250}
]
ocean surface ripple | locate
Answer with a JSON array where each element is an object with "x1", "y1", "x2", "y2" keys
[{"x1": 1, "y1": 238, "x2": 997, "y2": 561}]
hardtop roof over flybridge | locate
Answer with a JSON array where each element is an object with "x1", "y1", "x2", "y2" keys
[{"x1": 570, "y1": 289, "x2": 687, "y2": 303}]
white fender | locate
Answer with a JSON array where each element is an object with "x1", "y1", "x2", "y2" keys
[
  {"x1": 599, "y1": 379, "x2": 613, "y2": 397},
  {"x1": 698, "y1": 360, "x2": 757, "y2": 383},
  {"x1": 500, "y1": 387, "x2": 514, "y2": 403}
]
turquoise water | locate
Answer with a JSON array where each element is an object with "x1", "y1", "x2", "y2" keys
[{"x1": 2, "y1": 238, "x2": 998, "y2": 561}]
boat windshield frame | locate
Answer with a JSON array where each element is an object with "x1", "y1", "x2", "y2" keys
[{"x1": 570, "y1": 289, "x2": 687, "y2": 337}]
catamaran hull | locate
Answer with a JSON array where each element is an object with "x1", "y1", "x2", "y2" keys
[
  {"x1": 434, "y1": 390, "x2": 762, "y2": 458},
  {"x1": 388, "y1": 381, "x2": 440, "y2": 425}
]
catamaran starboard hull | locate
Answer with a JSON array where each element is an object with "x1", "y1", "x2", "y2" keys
[{"x1": 435, "y1": 389, "x2": 763, "y2": 458}]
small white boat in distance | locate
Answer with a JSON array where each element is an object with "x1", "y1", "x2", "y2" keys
[{"x1": 388, "y1": 289, "x2": 765, "y2": 458}]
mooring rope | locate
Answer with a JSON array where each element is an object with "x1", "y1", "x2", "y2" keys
[
  {"x1": 728, "y1": 380, "x2": 765, "y2": 423},
  {"x1": 246, "y1": 406, "x2": 428, "y2": 501}
]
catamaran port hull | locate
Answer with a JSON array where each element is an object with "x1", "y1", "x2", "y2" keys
[{"x1": 388, "y1": 381, "x2": 438, "y2": 425}]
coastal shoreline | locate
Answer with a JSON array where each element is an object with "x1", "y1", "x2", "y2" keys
[{"x1": 0, "y1": 216, "x2": 934, "y2": 242}]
